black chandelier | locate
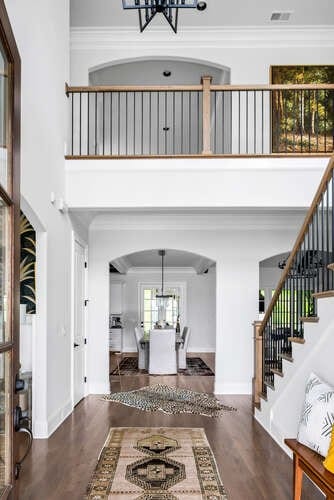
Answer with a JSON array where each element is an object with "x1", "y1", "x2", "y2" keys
[{"x1": 122, "y1": 0, "x2": 207, "y2": 33}]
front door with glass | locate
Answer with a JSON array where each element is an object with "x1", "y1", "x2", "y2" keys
[{"x1": 0, "y1": 0, "x2": 22, "y2": 494}]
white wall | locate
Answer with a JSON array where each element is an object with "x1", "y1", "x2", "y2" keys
[
  {"x1": 5, "y1": 0, "x2": 73, "y2": 437},
  {"x1": 70, "y1": 27, "x2": 334, "y2": 85},
  {"x1": 66, "y1": 157, "x2": 329, "y2": 210},
  {"x1": 88, "y1": 223, "x2": 299, "y2": 395},
  {"x1": 110, "y1": 268, "x2": 216, "y2": 353}
]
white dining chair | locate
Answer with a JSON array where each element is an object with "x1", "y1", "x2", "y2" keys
[
  {"x1": 134, "y1": 326, "x2": 147, "y2": 370},
  {"x1": 149, "y1": 329, "x2": 177, "y2": 375},
  {"x1": 178, "y1": 327, "x2": 191, "y2": 370}
]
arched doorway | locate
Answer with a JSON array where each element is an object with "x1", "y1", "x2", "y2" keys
[{"x1": 108, "y1": 248, "x2": 216, "y2": 388}]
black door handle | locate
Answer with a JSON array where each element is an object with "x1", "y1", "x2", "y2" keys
[
  {"x1": 14, "y1": 406, "x2": 33, "y2": 479},
  {"x1": 74, "y1": 343, "x2": 79, "y2": 348}
]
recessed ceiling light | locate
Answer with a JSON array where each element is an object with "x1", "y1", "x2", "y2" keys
[
  {"x1": 270, "y1": 11, "x2": 292, "y2": 22},
  {"x1": 163, "y1": 70, "x2": 172, "y2": 77}
]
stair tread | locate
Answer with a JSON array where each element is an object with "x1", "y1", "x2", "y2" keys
[
  {"x1": 312, "y1": 290, "x2": 334, "y2": 299},
  {"x1": 328, "y1": 263, "x2": 334, "y2": 271},
  {"x1": 254, "y1": 402, "x2": 261, "y2": 410},
  {"x1": 288, "y1": 336, "x2": 305, "y2": 344},
  {"x1": 278, "y1": 353, "x2": 294, "y2": 362},
  {"x1": 271, "y1": 368, "x2": 284, "y2": 377},
  {"x1": 264, "y1": 381, "x2": 275, "y2": 390},
  {"x1": 299, "y1": 316, "x2": 319, "y2": 323},
  {"x1": 259, "y1": 392, "x2": 268, "y2": 401}
]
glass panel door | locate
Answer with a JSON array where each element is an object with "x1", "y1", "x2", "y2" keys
[{"x1": 0, "y1": 0, "x2": 21, "y2": 493}]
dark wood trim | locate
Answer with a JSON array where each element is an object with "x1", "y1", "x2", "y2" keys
[
  {"x1": 0, "y1": 342, "x2": 14, "y2": 353},
  {"x1": 0, "y1": 0, "x2": 21, "y2": 493},
  {"x1": 66, "y1": 83, "x2": 334, "y2": 94}
]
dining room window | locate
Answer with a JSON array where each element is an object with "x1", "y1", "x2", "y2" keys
[{"x1": 139, "y1": 282, "x2": 186, "y2": 335}]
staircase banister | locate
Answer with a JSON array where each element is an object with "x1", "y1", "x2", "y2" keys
[
  {"x1": 210, "y1": 84, "x2": 334, "y2": 91},
  {"x1": 259, "y1": 155, "x2": 334, "y2": 337},
  {"x1": 65, "y1": 84, "x2": 203, "y2": 93}
]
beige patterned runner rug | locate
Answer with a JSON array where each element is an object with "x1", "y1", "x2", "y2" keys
[{"x1": 85, "y1": 427, "x2": 228, "y2": 499}]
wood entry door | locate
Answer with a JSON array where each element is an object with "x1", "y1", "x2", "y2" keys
[{"x1": 0, "y1": 0, "x2": 23, "y2": 494}]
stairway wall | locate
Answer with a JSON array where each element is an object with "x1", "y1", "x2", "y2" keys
[{"x1": 255, "y1": 296, "x2": 334, "y2": 455}]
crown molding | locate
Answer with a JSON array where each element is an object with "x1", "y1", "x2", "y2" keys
[
  {"x1": 90, "y1": 211, "x2": 306, "y2": 232},
  {"x1": 112, "y1": 256, "x2": 132, "y2": 273},
  {"x1": 127, "y1": 266, "x2": 197, "y2": 274},
  {"x1": 71, "y1": 25, "x2": 334, "y2": 50}
]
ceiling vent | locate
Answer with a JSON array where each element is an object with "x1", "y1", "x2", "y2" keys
[{"x1": 270, "y1": 12, "x2": 292, "y2": 22}]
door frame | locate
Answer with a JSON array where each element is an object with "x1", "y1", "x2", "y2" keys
[
  {"x1": 0, "y1": 0, "x2": 21, "y2": 494},
  {"x1": 70, "y1": 232, "x2": 88, "y2": 409}
]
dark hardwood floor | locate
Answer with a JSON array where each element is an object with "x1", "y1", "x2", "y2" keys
[{"x1": 18, "y1": 354, "x2": 323, "y2": 499}]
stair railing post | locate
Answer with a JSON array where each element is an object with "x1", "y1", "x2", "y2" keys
[
  {"x1": 252, "y1": 320, "x2": 263, "y2": 409},
  {"x1": 201, "y1": 75, "x2": 212, "y2": 155}
]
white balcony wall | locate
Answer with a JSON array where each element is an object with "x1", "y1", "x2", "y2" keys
[{"x1": 66, "y1": 157, "x2": 329, "y2": 210}]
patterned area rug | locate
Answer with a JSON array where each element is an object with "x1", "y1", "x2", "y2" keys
[
  {"x1": 103, "y1": 384, "x2": 236, "y2": 418},
  {"x1": 85, "y1": 427, "x2": 228, "y2": 499},
  {"x1": 110, "y1": 357, "x2": 214, "y2": 376}
]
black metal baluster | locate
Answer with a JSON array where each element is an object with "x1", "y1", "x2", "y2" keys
[
  {"x1": 157, "y1": 91, "x2": 160, "y2": 155},
  {"x1": 134, "y1": 92, "x2": 136, "y2": 155},
  {"x1": 246, "y1": 90, "x2": 249, "y2": 154},
  {"x1": 118, "y1": 92, "x2": 120, "y2": 155},
  {"x1": 321, "y1": 194, "x2": 325, "y2": 291},
  {"x1": 324, "y1": 90, "x2": 328, "y2": 153},
  {"x1": 71, "y1": 93, "x2": 74, "y2": 155},
  {"x1": 316, "y1": 90, "x2": 319, "y2": 152},
  {"x1": 238, "y1": 91, "x2": 241, "y2": 154},
  {"x1": 197, "y1": 91, "x2": 200, "y2": 154},
  {"x1": 308, "y1": 90, "x2": 311, "y2": 153},
  {"x1": 87, "y1": 92, "x2": 90, "y2": 155},
  {"x1": 149, "y1": 91, "x2": 152, "y2": 155},
  {"x1": 261, "y1": 91, "x2": 264, "y2": 154},
  {"x1": 141, "y1": 92, "x2": 144, "y2": 155},
  {"x1": 173, "y1": 91, "x2": 175, "y2": 155},
  {"x1": 254, "y1": 91, "x2": 256, "y2": 154},
  {"x1": 181, "y1": 91, "x2": 183, "y2": 154},
  {"x1": 95, "y1": 92, "x2": 97, "y2": 155},
  {"x1": 214, "y1": 91, "x2": 217, "y2": 154},
  {"x1": 110, "y1": 92, "x2": 113, "y2": 155},
  {"x1": 189, "y1": 91, "x2": 191, "y2": 154},
  {"x1": 102, "y1": 92, "x2": 105, "y2": 156},
  {"x1": 125, "y1": 92, "x2": 128, "y2": 155},
  {"x1": 326, "y1": 185, "x2": 330, "y2": 290},
  {"x1": 165, "y1": 91, "x2": 168, "y2": 155},
  {"x1": 300, "y1": 89, "x2": 303, "y2": 153},
  {"x1": 79, "y1": 92, "x2": 82, "y2": 156}
]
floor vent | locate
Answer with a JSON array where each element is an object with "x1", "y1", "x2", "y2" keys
[{"x1": 270, "y1": 12, "x2": 292, "y2": 22}]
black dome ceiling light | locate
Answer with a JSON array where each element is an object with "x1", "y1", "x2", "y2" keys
[{"x1": 122, "y1": 0, "x2": 208, "y2": 33}]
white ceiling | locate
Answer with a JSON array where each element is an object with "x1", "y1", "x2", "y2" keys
[
  {"x1": 112, "y1": 249, "x2": 214, "y2": 272},
  {"x1": 70, "y1": 0, "x2": 334, "y2": 27}
]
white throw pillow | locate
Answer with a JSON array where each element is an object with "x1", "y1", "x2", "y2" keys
[{"x1": 297, "y1": 372, "x2": 334, "y2": 457}]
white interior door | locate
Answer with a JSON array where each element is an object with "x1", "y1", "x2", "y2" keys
[{"x1": 73, "y1": 239, "x2": 86, "y2": 406}]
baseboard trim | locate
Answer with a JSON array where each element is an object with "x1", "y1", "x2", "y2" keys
[
  {"x1": 254, "y1": 412, "x2": 293, "y2": 458},
  {"x1": 34, "y1": 399, "x2": 73, "y2": 439},
  {"x1": 122, "y1": 348, "x2": 216, "y2": 354},
  {"x1": 214, "y1": 382, "x2": 252, "y2": 394}
]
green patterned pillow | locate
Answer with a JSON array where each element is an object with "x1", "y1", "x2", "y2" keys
[{"x1": 297, "y1": 372, "x2": 334, "y2": 457}]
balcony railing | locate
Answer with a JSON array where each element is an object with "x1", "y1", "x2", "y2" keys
[{"x1": 66, "y1": 78, "x2": 334, "y2": 158}]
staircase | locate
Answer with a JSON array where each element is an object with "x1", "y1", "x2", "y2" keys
[{"x1": 254, "y1": 156, "x2": 334, "y2": 453}]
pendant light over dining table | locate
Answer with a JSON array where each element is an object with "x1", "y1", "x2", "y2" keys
[
  {"x1": 156, "y1": 250, "x2": 173, "y2": 309},
  {"x1": 122, "y1": 0, "x2": 207, "y2": 33}
]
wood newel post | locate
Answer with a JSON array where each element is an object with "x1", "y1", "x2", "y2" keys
[
  {"x1": 201, "y1": 75, "x2": 212, "y2": 155},
  {"x1": 252, "y1": 320, "x2": 263, "y2": 409}
]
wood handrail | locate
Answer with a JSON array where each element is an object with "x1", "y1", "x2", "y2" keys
[
  {"x1": 65, "y1": 83, "x2": 334, "y2": 94},
  {"x1": 259, "y1": 155, "x2": 334, "y2": 337}
]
